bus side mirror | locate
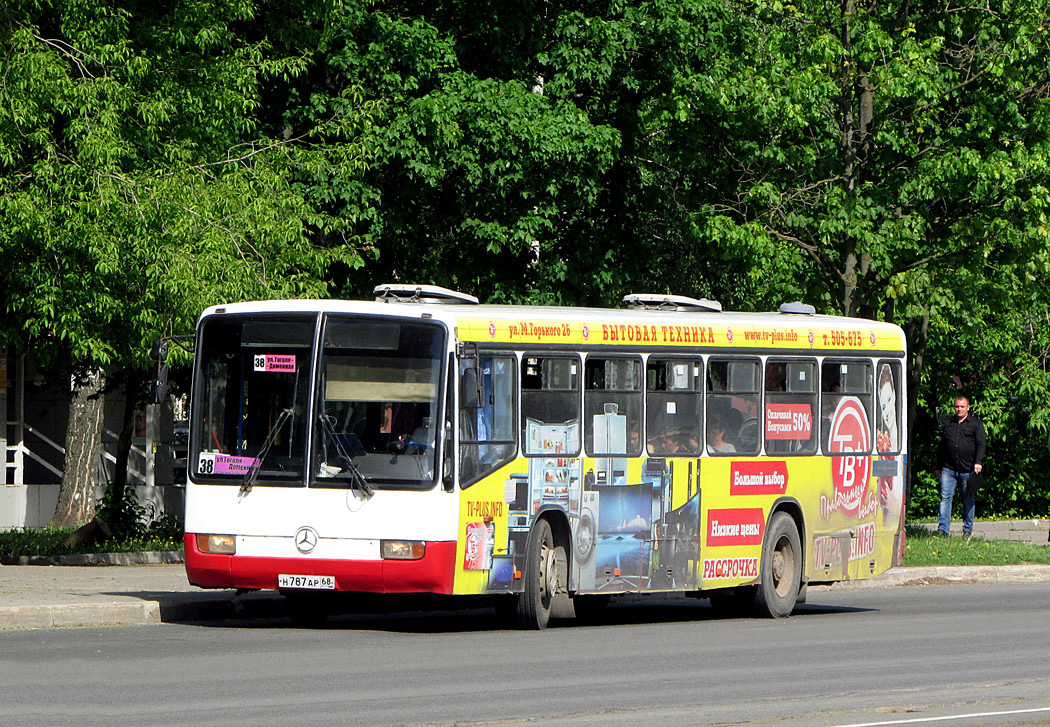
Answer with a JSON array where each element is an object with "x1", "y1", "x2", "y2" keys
[
  {"x1": 149, "y1": 338, "x2": 171, "y2": 405},
  {"x1": 460, "y1": 368, "x2": 481, "y2": 409}
]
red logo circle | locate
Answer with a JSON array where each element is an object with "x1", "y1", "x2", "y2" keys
[
  {"x1": 488, "y1": 322, "x2": 496, "y2": 338},
  {"x1": 582, "y1": 324, "x2": 590, "y2": 340},
  {"x1": 726, "y1": 328, "x2": 733, "y2": 343},
  {"x1": 828, "y1": 397, "x2": 871, "y2": 516}
]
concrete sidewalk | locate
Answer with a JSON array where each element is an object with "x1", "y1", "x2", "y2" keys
[
  {"x1": 0, "y1": 520, "x2": 1047, "y2": 631},
  {"x1": 915, "y1": 518, "x2": 1050, "y2": 543},
  {"x1": 0, "y1": 562, "x2": 285, "y2": 630}
]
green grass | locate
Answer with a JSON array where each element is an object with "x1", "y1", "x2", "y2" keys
[
  {"x1": 3, "y1": 523, "x2": 1049, "y2": 566},
  {"x1": 0, "y1": 527, "x2": 182, "y2": 558},
  {"x1": 902, "y1": 524, "x2": 1050, "y2": 567}
]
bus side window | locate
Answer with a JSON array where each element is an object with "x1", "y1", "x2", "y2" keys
[
  {"x1": 764, "y1": 360, "x2": 818, "y2": 455},
  {"x1": 584, "y1": 357, "x2": 642, "y2": 456},
  {"x1": 521, "y1": 355, "x2": 581, "y2": 456},
  {"x1": 707, "y1": 358, "x2": 760, "y2": 455},
  {"x1": 459, "y1": 355, "x2": 516, "y2": 487},
  {"x1": 646, "y1": 359, "x2": 702, "y2": 456},
  {"x1": 821, "y1": 360, "x2": 873, "y2": 455}
]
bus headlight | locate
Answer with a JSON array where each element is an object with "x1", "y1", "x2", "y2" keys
[
  {"x1": 196, "y1": 533, "x2": 236, "y2": 554},
  {"x1": 381, "y1": 540, "x2": 425, "y2": 560}
]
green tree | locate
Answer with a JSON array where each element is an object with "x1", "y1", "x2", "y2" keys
[
  {"x1": 0, "y1": 0, "x2": 371, "y2": 527},
  {"x1": 668, "y1": 0, "x2": 1050, "y2": 509}
]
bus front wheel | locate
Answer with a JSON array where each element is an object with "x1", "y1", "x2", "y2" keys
[
  {"x1": 514, "y1": 519, "x2": 561, "y2": 630},
  {"x1": 753, "y1": 512, "x2": 802, "y2": 618}
]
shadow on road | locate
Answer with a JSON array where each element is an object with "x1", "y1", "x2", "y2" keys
[{"x1": 171, "y1": 593, "x2": 873, "y2": 633}]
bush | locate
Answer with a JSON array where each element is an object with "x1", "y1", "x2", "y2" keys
[{"x1": 0, "y1": 525, "x2": 182, "y2": 557}]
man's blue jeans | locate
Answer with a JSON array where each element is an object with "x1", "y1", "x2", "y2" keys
[{"x1": 938, "y1": 468, "x2": 974, "y2": 535}]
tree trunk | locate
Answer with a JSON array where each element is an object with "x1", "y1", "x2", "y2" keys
[
  {"x1": 903, "y1": 307, "x2": 930, "y2": 513},
  {"x1": 51, "y1": 368, "x2": 106, "y2": 528},
  {"x1": 110, "y1": 369, "x2": 144, "y2": 514}
]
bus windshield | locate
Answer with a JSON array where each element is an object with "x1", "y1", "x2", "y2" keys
[
  {"x1": 313, "y1": 315, "x2": 445, "y2": 489},
  {"x1": 193, "y1": 313, "x2": 316, "y2": 485}
]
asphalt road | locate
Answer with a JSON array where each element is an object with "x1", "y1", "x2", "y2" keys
[{"x1": 3, "y1": 583, "x2": 1050, "y2": 727}]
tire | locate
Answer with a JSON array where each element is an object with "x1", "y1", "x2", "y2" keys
[
  {"x1": 753, "y1": 511, "x2": 802, "y2": 618},
  {"x1": 513, "y1": 519, "x2": 561, "y2": 629}
]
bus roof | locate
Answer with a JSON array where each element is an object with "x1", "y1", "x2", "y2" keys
[{"x1": 199, "y1": 296, "x2": 906, "y2": 355}]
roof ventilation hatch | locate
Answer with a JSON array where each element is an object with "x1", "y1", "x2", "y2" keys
[
  {"x1": 778, "y1": 301, "x2": 816, "y2": 316},
  {"x1": 373, "y1": 284, "x2": 479, "y2": 305},
  {"x1": 622, "y1": 293, "x2": 723, "y2": 313}
]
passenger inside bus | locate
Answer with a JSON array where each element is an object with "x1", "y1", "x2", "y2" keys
[
  {"x1": 707, "y1": 411, "x2": 737, "y2": 453},
  {"x1": 723, "y1": 407, "x2": 744, "y2": 448}
]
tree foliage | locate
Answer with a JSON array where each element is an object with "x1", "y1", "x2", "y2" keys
[
  {"x1": 0, "y1": 0, "x2": 371, "y2": 524},
  {"x1": 2, "y1": 0, "x2": 1050, "y2": 520}
]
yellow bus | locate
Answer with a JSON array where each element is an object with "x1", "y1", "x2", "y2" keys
[{"x1": 182, "y1": 285, "x2": 907, "y2": 628}]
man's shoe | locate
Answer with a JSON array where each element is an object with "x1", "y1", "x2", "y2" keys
[{"x1": 936, "y1": 530, "x2": 949, "y2": 537}]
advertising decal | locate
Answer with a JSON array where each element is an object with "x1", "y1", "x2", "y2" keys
[
  {"x1": 463, "y1": 521, "x2": 494, "y2": 571},
  {"x1": 702, "y1": 557, "x2": 758, "y2": 580},
  {"x1": 706, "y1": 508, "x2": 764, "y2": 547},
  {"x1": 730, "y1": 461, "x2": 788, "y2": 495},
  {"x1": 820, "y1": 397, "x2": 871, "y2": 519},
  {"x1": 456, "y1": 317, "x2": 905, "y2": 352},
  {"x1": 764, "y1": 403, "x2": 813, "y2": 440},
  {"x1": 812, "y1": 522, "x2": 876, "y2": 569}
]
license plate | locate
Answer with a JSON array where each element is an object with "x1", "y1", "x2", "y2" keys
[{"x1": 278, "y1": 574, "x2": 335, "y2": 590}]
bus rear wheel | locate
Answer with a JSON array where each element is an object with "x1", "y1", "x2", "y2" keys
[
  {"x1": 753, "y1": 511, "x2": 802, "y2": 618},
  {"x1": 514, "y1": 519, "x2": 562, "y2": 630}
]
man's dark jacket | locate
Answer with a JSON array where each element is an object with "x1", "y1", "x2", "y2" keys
[{"x1": 937, "y1": 415, "x2": 986, "y2": 473}]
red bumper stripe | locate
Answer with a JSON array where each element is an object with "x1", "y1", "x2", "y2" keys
[{"x1": 184, "y1": 533, "x2": 457, "y2": 594}]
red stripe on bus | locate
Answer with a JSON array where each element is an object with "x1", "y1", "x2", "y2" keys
[{"x1": 184, "y1": 534, "x2": 456, "y2": 594}]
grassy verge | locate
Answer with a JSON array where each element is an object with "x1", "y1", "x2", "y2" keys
[
  {"x1": 902, "y1": 524, "x2": 1050, "y2": 567},
  {"x1": 0, "y1": 527, "x2": 182, "y2": 558},
  {"x1": 3, "y1": 523, "x2": 1048, "y2": 566}
]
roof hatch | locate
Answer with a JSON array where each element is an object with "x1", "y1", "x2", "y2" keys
[
  {"x1": 622, "y1": 293, "x2": 723, "y2": 313},
  {"x1": 778, "y1": 301, "x2": 816, "y2": 316},
  {"x1": 373, "y1": 284, "x2": 480, "y2": 305}
]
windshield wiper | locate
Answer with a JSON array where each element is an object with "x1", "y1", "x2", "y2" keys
[
  {"x1": 321, "y1": 415, "x2": 374, "y2": 500},
  {"x1": 241, "y1": 408, "x2": 295, "y2": 493}
]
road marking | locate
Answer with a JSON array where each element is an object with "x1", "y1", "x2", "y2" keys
[{"x1": 832, "y1": 706, "x2": 1050, "y2": 727}]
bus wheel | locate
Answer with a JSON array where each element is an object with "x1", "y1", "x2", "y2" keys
[
  {"x1": 754, "y1": 512, "x2": 802, "y2": 618},
  {"x1": 514, "y1": 519, "x2": 560, "y2": 629}
]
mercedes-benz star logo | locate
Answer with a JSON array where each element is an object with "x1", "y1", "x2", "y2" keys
[{"x1": 294, "y1": 526, "x2": 318, "y2": 554}]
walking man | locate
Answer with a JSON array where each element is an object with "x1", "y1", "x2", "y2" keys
[{"x1": 935, "y1": 396, "x2": 985, "y2": 537}]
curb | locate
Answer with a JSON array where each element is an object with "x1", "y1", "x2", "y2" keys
[
  {"x1": 3, "y1": 564, "x2": 1050, "y2": 631},
  {"x1": 0, "y1": 590, "x2": 284, "y2": 630},
  {"x1": 824, "y1": 564, "x2": 1050, "y2": 589}
]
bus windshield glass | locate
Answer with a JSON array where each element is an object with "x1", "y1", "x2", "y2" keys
[
  {"x1": 313, "y1": 316, "x2": 445, "y2": 489},
  {"x1": 193, "y1": 313, "x2": 316, "y2": 485}
]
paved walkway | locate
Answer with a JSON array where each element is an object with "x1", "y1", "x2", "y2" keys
[
  {"x1": 916, "y1": 518, "x2": 1050, "y2": 543},
  {"x1": 0, "y1": 520, "x2": 1046, "y2": 631}
]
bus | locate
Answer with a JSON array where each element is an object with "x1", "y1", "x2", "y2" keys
[{"x1": 181, "y1": 284, "x2": 907, "y2": 628}]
